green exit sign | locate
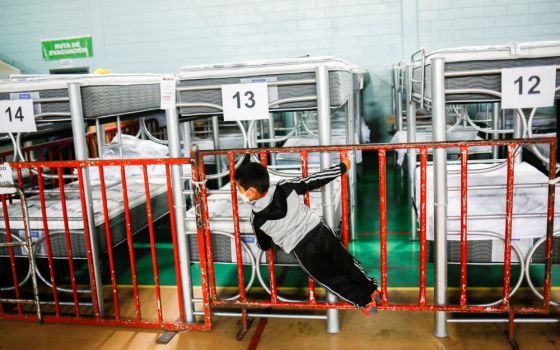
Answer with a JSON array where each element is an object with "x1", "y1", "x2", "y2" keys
[{"x1": 41, "y1": 35, "x2": 93, "y2": 61}]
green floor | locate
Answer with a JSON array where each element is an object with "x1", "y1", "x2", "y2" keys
[{"x1": 34, "y1": 151, "x2": 558, "y2": 291}]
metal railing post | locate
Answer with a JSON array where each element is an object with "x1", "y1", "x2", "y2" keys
[
  {"x1": 430, "y1": 57, "x2": 448, "y2": 338},
  {"x1": 166, "y1": 107, "x2": 195, "y2": 323},
  {"x1": 407, "y1": 99, "x2": 418, "y2": 241},
  {"x1": 316, "y1": 65, "x2": 339, "y2": 333}
]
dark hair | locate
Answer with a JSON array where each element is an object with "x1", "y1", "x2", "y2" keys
[{"x1": 234, "y1": 162, "x2": 269, "y2": 194}]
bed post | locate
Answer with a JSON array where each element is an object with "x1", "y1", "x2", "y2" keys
[
  {"x1": 211, "y1": 116, "x2": 223, "y2": 188},
  {"x1": 166, "y1": 106, "x2": 195, "y2": 323},
  {"x1": 347, "y1": 81, "x2": 358, "y2": 240},
  {"x1": 407, "y1": 103, "x2": 417, "y2": 241},
  {"x1": 68, "y1": 82, "x2": 106, "y2": 317},
  {"x1": 316, "y1": 64, "x2": 340, "y2": 333},
  {"x1": 430, "y1": 57, "x2": 448, "y2": 338}
]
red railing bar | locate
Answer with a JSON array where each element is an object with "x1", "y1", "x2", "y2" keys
[
  {"x1": 57, "y1": 168, "x2": 80, "y2": 318},
  {"x1": 502, "y1": 145, "x2": 516, "y2": 309},
  {"x1": 142, "y1": 165, "x2": 163, "y2": 324},
  {"x1": 120, "y1": 166, "x2": 142, "y2": 321},
  {"x1": 228, "y1": 152, "x2": 248, "y2": 330},
  {"x1": 197, "y1": 156, "x2": 218, "y2": 300},
  {"x1": 300, "y1": 151, "x2": 316, "y2": 303},
  {"x1": 97, "y1": 166, "x2": 121, "y2": 320},
  {"x1": 37, "y1": 167, "x2": 61, "y2": 317},
  {"x1": 259, "y1": 152, "x2": 278, "y2": 303},
  {"x1": 339, "y1": 150, "x2": 350, "y2": 248},
  {"x1": 8, "y1": 157, "x2": 192, "y2": 169},
  {"x1": 459, "y1": 147, "x2": 469, "y2": 307},
  {"x1": 543, "y1": 140, "x2": 557, "y2": 307},
  {"x1": 187, "y1": 161, "x2": 212, "y2": 328},
  {"x1": 164, "y1": 165, "x2": 185, "y2": 323},
  {"x1": 378, "y1": 149, "x2": 388, "y2": 306},
  {"x1": 76, "y1": 168, "x2": 101, "y2": 318},
  {"x1": 197, "y1": 137, "x2": 556, "y2": 157},
  {"x1": 1, "y1": 195, "x2": 22, "y2": 314},
  {"x1": 418, "y1": 148, "x2": 428, "y2": 306}
]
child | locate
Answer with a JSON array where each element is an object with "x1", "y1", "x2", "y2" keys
[{"x1": 234, "y1": 160, "x2": 380, "y2": 314}]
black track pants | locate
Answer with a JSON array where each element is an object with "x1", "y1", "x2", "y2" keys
[{"x1": 292, "y1": 222, "x2": 377, "y2": 307}]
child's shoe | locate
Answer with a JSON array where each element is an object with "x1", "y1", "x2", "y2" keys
[{"x1": 361, "y1": 289, "x2": 382, "y2": 316}]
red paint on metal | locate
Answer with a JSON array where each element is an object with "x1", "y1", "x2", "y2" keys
[
  {"x1": 120, "y1": 166, "x2": 142, "y2": 321},
  {"x1": 76, "y1": 168, "x2": 101, "y2": 318},
  {"x1": 340, "y1": 150, "x2": 350, "y2": 248},
  {"x1": 228, "y1": 152, "x2": 249, "y2": 330},
  {"x1": 57, "y1": 168, "x2": 80, "y2": 317},
  {"x1": 378, "y1": 149, "x2": 388, "y2": 306},
  {"x1": 300, "y1": 151, "x2": 316, "y2": 303},
  {"x1": 459, "y1": 147, "x2": 469, "y2": 307},
  {"x1": 142, "y1": 165, "x2": 163, "y2": 324},
  {"x1": 419, "y1": 148, "x2": 428, "y2": 306},
  {"x1": 247, "y1": 318, "x2": 268, "y2": 350},
  {"x1": 37, "y1": 167, "x2": 61, "y2": 317},
  {"x1": 502, "y1": 145, "x2": 516, "y2": 309},
  {"x1": 259, "y1": 152, "x2": 278, "y2": 303},
  {"x1": 97, "y1": 166, "x2": 120, "y2": 320},
  {"x1": 543, "y1": 140, "x2": 557, "y2": 307}
]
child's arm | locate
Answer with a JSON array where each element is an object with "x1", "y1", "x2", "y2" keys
[
  {"x1": 278, "y1": 161, "x2": 348, "y2": 195},
  {"x1": 251, "y1": 215, "x2": 273, "y2": 250}
]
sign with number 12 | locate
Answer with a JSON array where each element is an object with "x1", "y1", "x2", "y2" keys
[
  {"x1": 221, "y1": 82, "x2": 269, "y2": 121},
  {"x1": 501, "y1": 66, "x2": 556, "y2": 109}
]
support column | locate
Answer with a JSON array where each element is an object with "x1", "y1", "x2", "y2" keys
[
  {"x1": 513, "y1": 110, "x2": 523, "y2": 164},
  {"x1": 407, "y1": 100, "x2": 418, "y2": 241},
  {"x1": 430, "y1": 58, "x2": 448, "y2": 338},
  {"x1": 316, "y1": 65, "x2": 339, "y2": 333},
  {"x1": 268, "y1": 114, "x2": 276, "y2": 166},
  {"x1": 347, "y1": 91, "x2": 358, "y2": 240},
  {"x1": 211, "y1": 116, "x2": 223, "y2": 187},
  {"x1": 166, "y1": 107, "x2": 195, "y2": 323},
  {"x1": 68, "y1": 82, "x2": 105, "y2": 316}
]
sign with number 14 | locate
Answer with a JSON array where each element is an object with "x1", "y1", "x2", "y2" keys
[
  {"x1": 501, "y1": 66, "x2": 556, "y2": 109},
  {"x1": 0, "y1": 100, "x2": 37, "y2": 133}
]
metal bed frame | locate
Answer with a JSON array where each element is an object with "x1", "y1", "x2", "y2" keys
[{"x1": 404, "y1": 41, "x2": 560, "y2": 337}]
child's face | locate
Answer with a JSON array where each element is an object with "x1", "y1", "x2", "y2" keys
[{"x1": 235, "y1": 181, "x2": 260, "y2": 202}]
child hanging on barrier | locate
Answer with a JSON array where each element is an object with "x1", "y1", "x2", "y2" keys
[{"x1": 234, "y1": 159, "x2": 381, "y2": 315}]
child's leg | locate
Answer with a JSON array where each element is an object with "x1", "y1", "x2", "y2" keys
[{"x1": 292, "y1": 223, "x2": 377, "y2": 307}]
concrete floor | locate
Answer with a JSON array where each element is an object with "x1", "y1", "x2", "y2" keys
[{"x1": 1, "y1": 290, "x2": 558, "y2": 350}]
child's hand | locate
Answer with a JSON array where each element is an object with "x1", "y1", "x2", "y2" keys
[{"x1": 342, "y1": 158, "x2": 351, "y2": 171}]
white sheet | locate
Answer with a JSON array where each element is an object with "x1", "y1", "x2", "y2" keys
[{"x1": 415, "y1": 162, "x2": 560, "y2": 242}]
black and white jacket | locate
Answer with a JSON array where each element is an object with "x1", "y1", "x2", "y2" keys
[{"x1": 250, "y1": 163, "x2": 347, "y2": 253}]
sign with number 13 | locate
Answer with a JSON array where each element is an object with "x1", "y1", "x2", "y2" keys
[{"x1": 221, "y1": 82, "x2": 269, "y2": 121}]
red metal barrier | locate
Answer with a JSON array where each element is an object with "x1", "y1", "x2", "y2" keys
[
  {"x1": 0, "y1": 158, "x2": 210, "y2": 331},
  {"x1": 0, "y1": 137, "x2": 556, "y2": 336},
  {"x1": 190, "y1": 137, "x2": 557, "y2": 331}
]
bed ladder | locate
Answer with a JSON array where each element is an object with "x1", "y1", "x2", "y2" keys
[{"x1": 0, "y1": 185, "x2": 42, "y2": 322}]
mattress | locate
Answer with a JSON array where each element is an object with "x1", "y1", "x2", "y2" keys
[
  {"x1": 391, "y1": 128, "x2": 493, "y2": 167},
  {"x1": 416, "y1": 162, "x2": 560, "y2": 262},
  {"x1": 0, "y1": 176, "x2": 168, "y2": 258},
  {"x1": 191, "y1": 135, "x2": 245, "y2": 166},
  {"x1": 412, "y1": 41, "x2": 560, "y2": 104},
  {"x1": 186, "y1": 173, "x2": 342, "y2": 264},
  {"x1": 0, "y1": 74, "x2": 162, "y2": 119},
  {"x1": 176, "y1": 56, "x2": 355, "y2": 116}
]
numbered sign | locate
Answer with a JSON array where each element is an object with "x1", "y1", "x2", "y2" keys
[
  {"x1": 0, "y1": 100, "x2": 37, "y2": 133},
  {"x1": 160, "y1": 75, "x2": 176, "y2": 110},
  {"x1": 221, "y1": 82, "x2": 269, "y2": 121},
  {"x1": 0, "y1": 163, "x2": 15, "y2": 194},
  {"x1": 501, "y1": 66, "x2": 557, "y2": 109}
]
